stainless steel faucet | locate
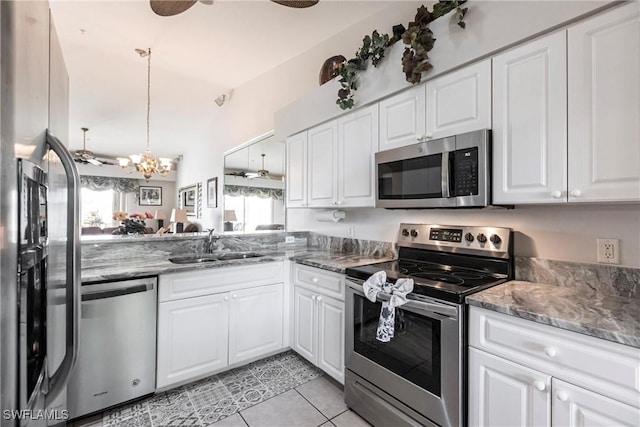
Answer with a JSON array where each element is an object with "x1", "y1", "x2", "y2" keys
[{"x1": 205, "y1": 228, "x2": 220, "y2": 253}]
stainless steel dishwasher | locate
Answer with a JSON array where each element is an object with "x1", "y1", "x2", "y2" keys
[{"x1": 67, "y1": 277, "x2": 157, "y2": 419}]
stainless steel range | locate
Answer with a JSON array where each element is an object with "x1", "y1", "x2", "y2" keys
[{"x1": 345, "y1": 223, "x2": 513, "y2": 427}]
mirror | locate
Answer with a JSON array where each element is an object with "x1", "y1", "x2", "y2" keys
[
  {"x1": 223, "y1": 131, "x2": 285, "y2": 233},
  {"x1": 178, "y1": 183, "x2": 202, "y2": 218}
]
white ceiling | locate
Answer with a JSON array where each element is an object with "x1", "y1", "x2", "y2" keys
[{"x1": 49, "y1": 0, "x2": 391, "y2": 161}]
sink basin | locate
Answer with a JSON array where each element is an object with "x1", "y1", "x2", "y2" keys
[
  {"x1": 215, "y1": 252, "x2": 264, "y2": 260},
  {"x1": 168, "y1": 252, "x2": 264, "y2": 264},
  {"x1": 168, "y1": 254, "x2": 220, "y2": 264}
]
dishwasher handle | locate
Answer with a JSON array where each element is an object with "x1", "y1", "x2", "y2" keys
[{"x1": 82, "y1": 282, "x2": 154, "y2": 302}]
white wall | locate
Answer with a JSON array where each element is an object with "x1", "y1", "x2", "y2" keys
[
  {"x1": 125, "y1": 179, "x2": 176, "y2": 231},
  {"x1": 177, "y1": 1, "x2": 640, "y2": 268}
]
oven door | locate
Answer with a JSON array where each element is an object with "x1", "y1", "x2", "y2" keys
[
  {"x1": 345, "y1": 279, "x2": 462, "y2": 427},
  {"x1": 375, "y1": 136, "x2": 456, "y2": 209}
]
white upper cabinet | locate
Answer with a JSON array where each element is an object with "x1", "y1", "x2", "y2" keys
[
  {"x1": 285, "y1": 132, "x2": 308, "y2": 207},
  {"x1": 492, "y1": 31, "x2": 568, "y2": 204},
  {"x1": 307, "y1": 121, "x2": 338, "y2": 207},
  {"x1": 337, "y1": 104, "x2": 378, "y2": 207},
  {"x1": 426, "y1": 60, "x2": 491, "y2": 140},
  {"x1": 567, "y1": 3, "x2": 640, "y2": 202},
  {"x1": 378, "y1": 84, "x2": 426, "y2": 151}
]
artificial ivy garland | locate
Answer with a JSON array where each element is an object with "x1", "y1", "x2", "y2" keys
[{"x1": 336, "y1": 0, "x2": 468, "y2": 110}]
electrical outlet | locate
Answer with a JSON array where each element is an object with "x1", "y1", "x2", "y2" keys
[
  {"x1": 347, "y1": 225, "x2": 355, "y2": 238},
  {"x1": 285, "y1": 236, "x2": 295, "y2": 244},
  {"x1": 597, "y1": 238, "x2": 620, "y2": 264}
]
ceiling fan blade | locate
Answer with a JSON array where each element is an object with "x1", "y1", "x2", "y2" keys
[
  {"x1": 87, "y1": 158, "x2": 103, "y2": 166},
  {"x1": 272, "y1": 0, "x2": 319, "y2": 8},
  {"x1": 150, "y1": 0, "x2": 197, "y2": 16}
]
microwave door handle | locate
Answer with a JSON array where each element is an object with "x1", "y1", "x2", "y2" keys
[
  {"x1": 441, "y1": 151, "x2": 451, "y2": 198},
  {"x1": 44, "y1": 130, "x2": 81, "y2": 402}
]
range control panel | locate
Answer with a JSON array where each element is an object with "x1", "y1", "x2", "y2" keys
[{"x1": 398, "y1": 223, "x2": 512, "y2": 256}]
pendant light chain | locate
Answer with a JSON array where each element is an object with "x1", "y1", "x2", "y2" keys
[{"x1": 146, "y1": 48, "x2": 151, "y2": 152}]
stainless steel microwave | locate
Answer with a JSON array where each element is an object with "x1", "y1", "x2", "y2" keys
[{"x1": 375, "y1": 129, "x2": 490, "y2": 208}]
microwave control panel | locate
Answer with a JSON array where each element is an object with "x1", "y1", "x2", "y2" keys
[{"x1": 452, "y1": 147, "x2": 478, "y2": 196}]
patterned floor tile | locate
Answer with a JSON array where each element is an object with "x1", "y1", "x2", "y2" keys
[
  {"x1": 261, "y1": 371, "x2": 301, "y2": 395},
  {"x1": 148, "y1": 389, "x2": 201, "y2": 426},
  {"x1": 223, "y1": 373, "x2": 263, "y2": 396},
  {"x1": 196, "y1": 396, "x2": 241, "y2": 426},
  {"x1": 184, "y1": 375, "x2": 224, "y2": 394},
  {"x1": 232, "y1": 384, "x2": 273, "y2": 410},
  {"x1": 102, "y1": 402, "x2": 149, "y2": 426},
  {"x1": 290, "y1": 365, "x2": 324, "y2": 384},
  {"x1": 188, "y1": 384, "x2": 233, "y2": 410}
]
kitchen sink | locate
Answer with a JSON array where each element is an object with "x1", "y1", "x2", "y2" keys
[{"x1": 168, "y1": 252, "x2": 264, "y2": 264}]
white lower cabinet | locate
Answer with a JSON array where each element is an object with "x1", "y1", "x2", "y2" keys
[
  {"x1": 291, "y1": 264, "x2": 345, "y2": 384},
  {"x1": 468, "y1": 307, "x2": 640, "y2": 427},
  {"x1": 157, "y1": 293, "x2": 229, "y2": 389},
  {"x1": 157, "y1": 264, "x2": 285, "y2": 389},
  {"x1": 229, "y1": 283, "x2": 283, "y2": 365}
]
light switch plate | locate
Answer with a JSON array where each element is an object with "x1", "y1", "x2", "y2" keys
[{"x1": 285, "y1": 236, "x2": 295, "y2": 244}]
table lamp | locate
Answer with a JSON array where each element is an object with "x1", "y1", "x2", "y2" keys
[
  {"x1": 224, "y1": 210, "x2": 237, "y2": 231},
  {"x1": 170, "y1": 208, "x2": 188, "y2": 233}
]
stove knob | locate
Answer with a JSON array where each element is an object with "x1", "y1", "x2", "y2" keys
[
  {"x1": 490, "y1": 234, "x2": 502, "y2": 245},
  {"x1": 410, "y1": 229, "x2": 418, "y2": 238},
  {"x1": 402, "y1": 229, "x2": 410, "y2": 237},
  {"x1": 477, "y1": 233, "x2": 487, "y2": 243},
  {"x1": 465, "y1": 233, "x2": 474, "y2": 242}
]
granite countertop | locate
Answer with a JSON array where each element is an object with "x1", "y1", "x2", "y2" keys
[
  {"x1": 466, "y1": 280, "x2": 640, "y2": 348},
  {"x1": 81, "y1": 248, "x2": 394, "y2": 283}
]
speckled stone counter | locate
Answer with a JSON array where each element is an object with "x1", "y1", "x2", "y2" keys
[
  {"x1": 467, "y1": 280, "x2": 640, "y2": 348},
  {"x1": 81, "y1": 232, "x2": 395, "y2": 283}
]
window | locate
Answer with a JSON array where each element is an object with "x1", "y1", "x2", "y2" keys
[{"x1": 81, "y1": 188, "x2": 118, "y2": 227}]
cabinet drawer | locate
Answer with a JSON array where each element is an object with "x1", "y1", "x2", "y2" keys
[
  {"x1": 469, "y1": 307, "x2": 640, "y2": 408},
  {"x1": 293, "y1": 264, "x2": 344, "y2": 300},
  {"x1": 159, "y1": 262, "x2": 284, "y2": 302}
]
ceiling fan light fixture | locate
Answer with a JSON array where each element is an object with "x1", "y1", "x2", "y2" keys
[
  {"x1": 117, "y1": 157, "x2": 130, "y2": 168},
  {"x1": 150, "y1": 0, "x2": 197, "y2": 17},
  {"x1": 271, "y1": 0, "x2": 319, "y2": 9}
]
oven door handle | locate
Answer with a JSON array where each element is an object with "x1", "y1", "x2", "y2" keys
[{"x1": 347, "y1": 280, "x2": 458, "y2": 320}]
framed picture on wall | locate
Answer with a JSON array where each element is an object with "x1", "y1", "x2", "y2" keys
[
  {"x1": 207, "y1": 177, "x2": 218, "y2": 208},
  {"x1": 139, "y1": 186, "x2": 162, "y2": 206}
]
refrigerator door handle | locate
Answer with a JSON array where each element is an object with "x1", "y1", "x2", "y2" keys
[{"x1": 44, "y1": 130, "x2": 81, "y2": 402}]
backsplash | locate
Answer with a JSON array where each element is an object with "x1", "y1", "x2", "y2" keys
[
  {"x1": 515, "y1": 257, "x2": 639, "y2": 300},
  {"x1": 308, "y1": 233, "x2": 397, "y2": 259}
]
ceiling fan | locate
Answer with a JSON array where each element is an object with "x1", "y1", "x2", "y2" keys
[
  {"x1": 74, "y1": 127, "x2": 114, "y2": 166},
  {"x1": 149, "y1": 0, "x2": 318, "y2": 17},
  {"x1": 246, "y1": 154, "x2": 273, "y2": 179}
]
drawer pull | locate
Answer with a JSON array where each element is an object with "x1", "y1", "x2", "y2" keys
[
  {"x1": 533, "y1": 380, "x2": 546, "y2": 391},
  {"x1": 544, "y1": 346, "x2": 557, "y2": 358},
  {"x1": 312, "y1": 277, "x2": 319, "y2": 283},
  {"x1": 555, "y1": 390, "x2": 568, "y2": 402}
]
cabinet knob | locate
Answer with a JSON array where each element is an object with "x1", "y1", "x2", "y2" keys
[
  {"x1": 316, "y1": 296, "x2": 323, "y2": 302},
  {"x1": 551, "y1": 190, "x2": 563, "y2": 199},
  {"x1": 223, "y1": 296, "x2": 229, "y2": 301},
  {"x1": 311, "y1": 295, "x2": 317, "y2": 301},
  {"x1": 232, "y1": 294, "x2": 237, "y2": 299},
  {"x1": 416, "y1": 135, "x2": 425, "y2": 141},
  {"x1": 425, "y1": 133, "x2": 433, "y2": 140},
  {"x1": 544, "y1": 346, "x2": 557, "y2": 358},
  {"x1": 533, "y1": 380, "x2": 546, "y2": 391},
  {"x1": 335, "y1": 201, "x2": 342, "y2": 206},
  {"x1": 312, "y1": 277, "x2": 319, "y2": 283},
  {"x1": 555, "y1": 390, "x2": 568, "y2": 402},
  {"x1": 570, "y1": 189, "x2": 582, "y2": 198}
]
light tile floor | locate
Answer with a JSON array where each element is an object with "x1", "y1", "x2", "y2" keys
[{"x1": 72, "y1": 350, "x2": 370, "y2": 427}]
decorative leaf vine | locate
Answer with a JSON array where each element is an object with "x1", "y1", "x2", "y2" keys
[{"x1": 335, "y1": 0, "x2": 468, "y2": 110}]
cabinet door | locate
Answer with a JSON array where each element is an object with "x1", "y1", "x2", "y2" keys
[
  {"x1": 426, "y1": 60, "x2": 491, "y2": 139},
  {"x1": 492, "y1": 31, "x2": 568, "y2": 204},
  {"x1": 568, "y1": 3, "x2": 640, "y2": 202},
  {"x1": 552, "y1": 379, "x2": 640, "y2": 427},
  {"x1": 378, "y1": 84, "x2": 426, "y2": 151},
  {"x1": 228, "y1": 284, "x2": 284, "y2": 365},
  {"x1": 337, "y1": 104, "x2": 378, "y2": 207},
  {"x1": 307, "y1": 121, "x2": 338, "y2": 207},
  {"x1": 285, "y1": 132, "x2": 308, "y2": 207},
  {"x1": 316, "y1": 295, "x2": 345, "y2": 384},
  {"x1": 157, "y1": 293, "x2": 229, "y2": 389},
  {"x1": 468, "y1": 348, "x2": 551, "y2": 427},
  {"x1": 292, "y1": 286, "x2": 317, "y2": 365}
]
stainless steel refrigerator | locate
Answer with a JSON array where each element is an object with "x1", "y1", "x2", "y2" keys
[{"x1": 1, "y1": 1, "x2": 80, "y2": 426}]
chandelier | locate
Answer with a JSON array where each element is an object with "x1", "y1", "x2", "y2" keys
[{"x1": 117, "y1": 48, "x2": 172, "y2": 181}]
